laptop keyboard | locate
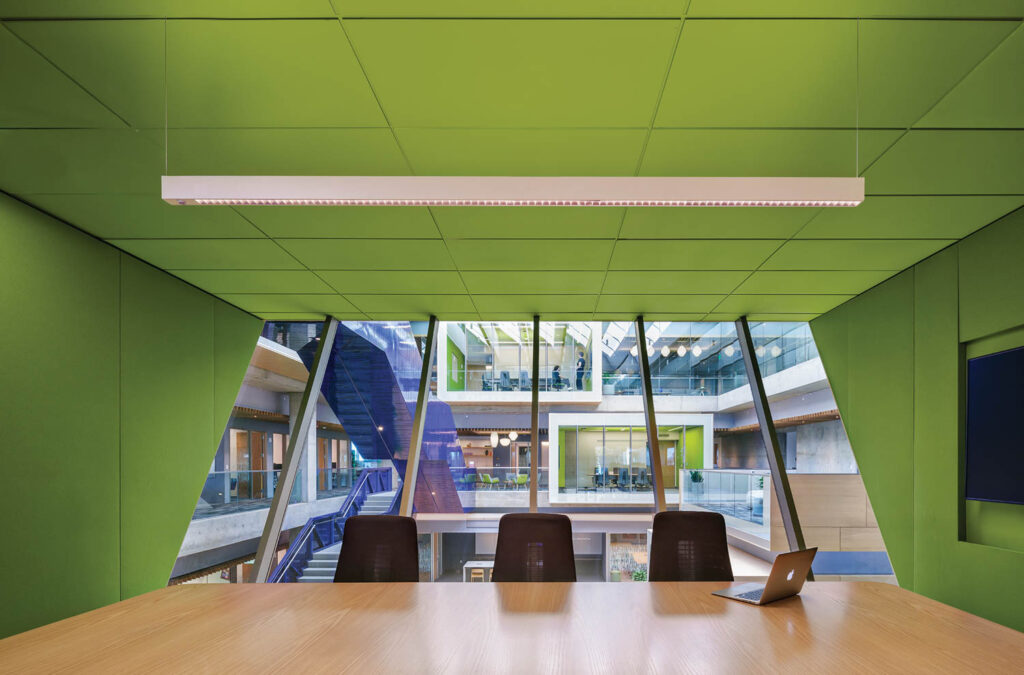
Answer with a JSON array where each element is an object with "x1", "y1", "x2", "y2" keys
[{"x1": 736, "y1": 588, "x2": 764, "y2": 603}]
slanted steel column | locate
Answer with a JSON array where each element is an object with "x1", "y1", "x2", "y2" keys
[
  {"x1": 735, "y1": 317, "x2": 812, "y2": 575},
  {"x1": 529, "y1": 315, "x2": 541, "y2": 513},
  {"x1": 252, "y1": 316, "x2": 338, "y2": 582},
  {"x1": 635, "y1": 317, "x2": 667, "y2": 513},
  {"x1": 399, "y1": 316, "x2": 438, "y2": 517}
]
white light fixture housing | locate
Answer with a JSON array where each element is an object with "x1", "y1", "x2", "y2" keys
[
  {"x1": 162, "y1": 176, "x2": 864, "y2": 208},
  {"x1": 676, "y1": 344, "x2": 687, "y2": 357},
  {"x1": 500, "y1": 437, "x2": 511, "y2": 447},
  {"x1": 630, "y1": 345, "x2": 639, "y2": 357},
  {"x1": 691, "y1": 345, "x2": 703, "y2": 358},
  {"x1": 755, "y1": 345, "x2": 766, "y2": 358},
  {"x1": 660, "y1": 345, "x2": 671, "y2": 358},
  {"x1": 489, "y1": 432, "x2": 499, "y2": 447},
  {"x1": 770, "y1": 345, "x2": 782, "y2": 358},
  {"x1": 723, "y1": 345, "x2": 735, "y2": 357},
  {"x1": 508, "y1": 431, "x2": 518, "y2": 441}
]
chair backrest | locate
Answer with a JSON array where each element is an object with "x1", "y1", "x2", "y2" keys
[
  {"x1": 492, "y1": 513, "x2": 576, "y2": 582},
  {"x1": 516, "y1": 474, "x2": 528, "y2": 485},
  {"x1": 618, "y1": 468, "x2": 629, "y2": 483},
  {"x1": 519, "y1": 370, "x2": 530, "y2": 388},
  {"x1": 334, "y1": 515, "x2": 419, "y2": 583},
  {"x1": 648, "y1": 511, "x2": 734, "y2": 582},
  {"x1": 500, "y1": 371, "x2": 511, "y2": 388}
]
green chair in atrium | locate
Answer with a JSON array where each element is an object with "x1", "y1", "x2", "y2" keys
[{"x1": 515, "y1": 474, "x2": 528, "y2": 490}]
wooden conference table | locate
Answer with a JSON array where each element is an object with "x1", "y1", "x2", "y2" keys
[{"x1": 2, "y1": 582, "x2": 1022, "y2": 673}]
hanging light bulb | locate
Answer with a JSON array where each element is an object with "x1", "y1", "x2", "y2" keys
[
  {"x1": 723, "y1": 345, "x2": 735, "y2": 357},
  {"x1": 770, "y1": 345, "x2": 782, "y2": 358},
  {"x1": 755, "y1": 345, "x2": 766, "y2": 358},
  {"x1": 489, "y1": 432, "x2": 499, "y2": 447},
  {"x1": 630, "y1": 345, "x2": 638, "y2": 357},
  {"x1": 691, "y1": 344, "x2": 703, "y2": 357},
  {"x1": 508, "y1": 431, "x2": 518, "y2": 441},
  {"x1": 660, "y1": 345, "x2": 670, "y2": 358},
  {"x1": 500, "y1": 437, "x2": 511, "y2": 447},
  {"x1": 677, "y1": 344, "x2": 687, "y2": 357}
]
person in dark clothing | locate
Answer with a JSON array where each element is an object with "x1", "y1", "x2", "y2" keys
[
  {"x1": 552, "y1": 365, "x2": 563, "y2": 390},
  {"x1": 575, "y1": 351, "x2": 586, "y2": 391}
]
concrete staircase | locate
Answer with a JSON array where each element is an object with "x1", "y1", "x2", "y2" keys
[{"x1": 296, "y1": 491, "x2": 396, "y2": 583}]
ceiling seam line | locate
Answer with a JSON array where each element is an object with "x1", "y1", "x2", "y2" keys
[
  {"x1": 858, "y1": 21, "x2": 1023, "y2": 177},
  {"x1": 593, "y1": 16, "x2": 687, "y2": 320},
  {"x1": 0, "y1": 21, "x2": 134, "y2": 129},
  {"x1": 229, "y1": 206, "x2": 369, "y2": 320}
]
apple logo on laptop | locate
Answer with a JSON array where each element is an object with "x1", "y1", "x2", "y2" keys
[{"x1": 786, "y1": 570, "x2": 795, "y2": 581}]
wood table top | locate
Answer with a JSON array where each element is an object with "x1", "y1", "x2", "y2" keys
[{"x1": 1, "y1": 582, "x2": 1022, "y2": 674}]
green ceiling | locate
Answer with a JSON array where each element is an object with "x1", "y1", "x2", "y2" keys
[{"x1": 1, "y1": 3, "x2": 1022, "y2": 321}]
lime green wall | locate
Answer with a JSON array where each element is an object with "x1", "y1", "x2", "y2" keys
[
  {"x1": 811, "y1": 207, "x2": 1024, "y2": 631},
  {"x1": 682, "y1": 426, "x2": 704, "y2": 469},
  {"x1": 446, "y1": 336, "x2": 465, "y2": 391},
  {"x1": 0, "y1": 194, "x2": 261, "y2": 637}
]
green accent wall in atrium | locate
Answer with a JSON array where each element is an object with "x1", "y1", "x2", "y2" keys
[
  {"x1": 446, "y1": 336, "x2": 465, "y2": 392},
  {"x1": 0, "y1": 193, "x2": 261, "y2": 638},
  {"x1": 811, "y1": 206, "x2": 1024, "y2": 632}
]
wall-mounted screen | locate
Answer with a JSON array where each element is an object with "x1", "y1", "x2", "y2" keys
[{"x1": 966, "y1": 345, "x2": 1024, "y2": 505}]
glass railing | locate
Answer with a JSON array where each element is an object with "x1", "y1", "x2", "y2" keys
[
  {"x1": 601, "y1": 374, "x2": 747, "y2": 397},
  {"x1": 459, "y1": 369, "x2": 592, "y2": 393},
  {"x1": 194, "y1": 470, "x2": 306, "y2": 519},
  {"x1": 451, "y1": 466, "x2": 550, "y2": 491},
  {"x1": 315, "y1": 467, "x2": 362, "y2": 499},
  {"x1": 681, "y1": 469, "x2": 768, "y2": 526}
]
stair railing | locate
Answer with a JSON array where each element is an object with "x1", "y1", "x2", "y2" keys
[{"x1": 267, "y1": 467, "x2": 392, "y2": 583}]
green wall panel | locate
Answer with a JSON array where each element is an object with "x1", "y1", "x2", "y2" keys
[
  {"x1": 0, "y1": 194, "x2": 120, "y2": 638},
  {"x1": 811, "y1": 207, "x2": 1024, "y2": 631},
  {"x1": 118, "y1": 256, "x2": 215, "y2": 598},
  {"x1": 0, "y1": 195, "x2": 261, "y2": 637}
]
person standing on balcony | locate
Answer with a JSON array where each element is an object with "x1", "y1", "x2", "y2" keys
[{"x1": 576, "y1": 351, "x2": 586, "y2": 391}]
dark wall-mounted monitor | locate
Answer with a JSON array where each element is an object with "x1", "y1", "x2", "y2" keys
[{"x1": 965, "y1": 345, "x2": 1024, "y2": 505}]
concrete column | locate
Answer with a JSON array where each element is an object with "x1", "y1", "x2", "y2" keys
[{"x1": 288, "y1": 393, "x2": 318, "y2": 503}]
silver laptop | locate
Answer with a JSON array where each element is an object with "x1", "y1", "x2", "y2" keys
[{"x1": 712, "y1": 548, "x2": 817, "y2": 605}]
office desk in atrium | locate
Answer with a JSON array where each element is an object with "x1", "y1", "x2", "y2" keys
[{"x1": 2, "y1": 583, "x2": 1022, "y2": 673}]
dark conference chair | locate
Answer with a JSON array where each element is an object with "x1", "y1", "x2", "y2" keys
[
  {"x1": 648, "y1": 511, "x2": 734, "y2": 582},
  {"x1": 492, "y1": 513, "x2": 576, "y2": 582},
  {"x1": 333, "y1": 515, "x2": 419, "y2": 583}
]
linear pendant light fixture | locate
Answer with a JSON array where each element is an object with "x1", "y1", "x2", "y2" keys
[{"x1": 162, "y1": 175, "x2": 863, "y2": 208}]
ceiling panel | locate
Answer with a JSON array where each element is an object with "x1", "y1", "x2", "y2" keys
[
  {"x1": 461, "y1": 271, "x2": 604, "y2": 294},
  {"x1": 863, "y1": 131, "x2": 1024, "y2": 194},
  {"x1": 277, "y1": 238, "x2": 454, "y2": 270},
  {"x1": 736, "y1": 270, "x2": 896, "y2": 294},
  {"x1": 23, "y1": 194, "x2": 262, "y2": 238},
  {"x1": 318, "y1": 270, "x2": 466, "y2": 294},
  {"x1": 798, "y1": 196, "x2": 1024, "y2": 239},
  {"x1": 602, "y1": 270, "x2": 747, "y2": 294},
  {"x1": 763, "y1": 239, "x2": 954, "y2": 270},
  {"x1": 168, "y1": 270, "x2": 334, "y2": 294},
  {"x1": 609, "y1": 240, "x2": 781, "y2": 270},
  {"x1": 685, "y1": 1, "x2": 1024, "y2": 18},
  {"x1": 596, "y1": 294, "x2": 722, "y2": 313},
  {"x1": 704, "y1": 312, "x2": 822, "y2": 322},
  {"x1": 447, "y1": 239, "x2": 614, "y2": 271},
  {"x1": 333, "y1": 1, "x2": 686, "y2": 18},
  {"x1": 108, "y1": 239, "x2": 302, "y2": 270},
  {"x1": 714, "y1": 294, "x2": 855, "y2": 315},
  {"x1": 236, "y1": 206, "x2": 438, "y2": 239},
  {"x1": 345, "y1": 19, "x2": 679, "y2": 127},
  {"x1": 396, "y1": 129, "x2": 647, "y2": 176},
  {"x1": 620, "y1": 207, "x2": 816, "y2": 239},
  {"x1": 594, "y1": 313, "x2": 705, "y2": 320},
  {"x1": 641, "y1": 129, "x2": 900, "y2": 177},
  {"x1": 918, "y1": 25, "x2": 1024, "y2": 128},
  {"x1": 472, "y1": 295, "x2": 598, "y2": 314},
  {"x1": 166, "y1": 20, "x2": 383, "y2": 127},
  {"x1": 346, "y1": 294, "x2": 477, "y2": 314},
  {"x1": 0, "y1": 2, "x2": 337, "y2": 18},
  {"x1": 0, "y1": 23, "x2": 124, "y2": 127},
  {"x1": 8, "y1": 20, "x2": 165, "y2": 127},
  {"x1": 432, "y1": 207, "x2": 623, "y2": 240},
  {"x1": 858, "y1": 20, "x2": 1017, "y2": 128},
  {"x1": 656, "y1": 20, "x2": 856, "y2": 127},
  {"x1": 0, "y1": 130, "x2": 162, "y2": 194},
  {"x1": 220, "y1": 293, "x2": 362, "y2": 314},
  {"x1": 167, "y1": 128, "x2": 409, "y2": 175}
]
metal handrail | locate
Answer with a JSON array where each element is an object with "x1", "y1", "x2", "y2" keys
[{"x1": 267, "y1": 467, "x2": 392, "y2": 583}]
